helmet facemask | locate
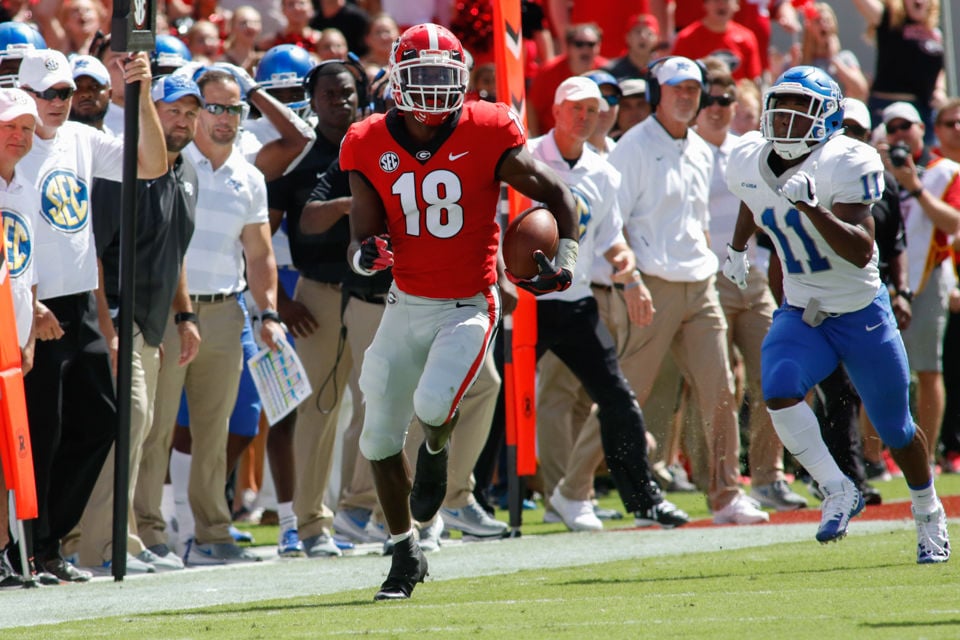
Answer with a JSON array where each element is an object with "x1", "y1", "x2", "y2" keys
[
  {"x1": 390, "y1": 50, "x2": 467, "y2": 126},
  {"x1": 761, "y1": 69, "x2": 842, "y2": 161}
]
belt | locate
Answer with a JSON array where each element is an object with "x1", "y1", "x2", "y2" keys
[
  {"x1": 189, "y1": 292, "x2": 236, "y2": 303},
  {"x1": 590, "y1": 283, "x2": 624, "y2": 292}
]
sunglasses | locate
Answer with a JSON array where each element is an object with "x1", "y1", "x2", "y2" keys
[
  {"x1": 203, "y1": 103, "x2": 244, "y2": 116},
  {"x1": 28, "y1": 87, "x2": 74, "y2": 101},
  {"x1": 569, "y1": 39, "x2": 599, "y2": 48},
  {"x1": 703, "y1": 94, "x2": 734, "y2": 107},
  {"x1": 937, "y1": 119, "x2": 960, "y2": 129},
  {"x1": 885, "y1": 121, "x2": 914, "y2": 133},
  {"x1": 603, "y1": 93, "x2": 620, "y2": 107}
]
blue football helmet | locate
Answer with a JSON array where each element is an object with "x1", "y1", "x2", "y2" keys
[
  {"x1": 151, "y1": 34, "x2": 192, "y2": 74},
  {"x1": 0, "y1": 22, "x2": 47, "y2": 88},
  {"x1": 255, "y1": 45, "x2": 316, "y2": 117},
  {"x1": 761, "y1": 65, "x2": 843, "y2": 160}
]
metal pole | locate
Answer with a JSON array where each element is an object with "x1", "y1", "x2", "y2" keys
[
  {"x1": 943, "y1": 0, "x2": 956, "y2": 98},
  {"x1": 111, "y1": 74, "x2": 140, "y2": 582}
]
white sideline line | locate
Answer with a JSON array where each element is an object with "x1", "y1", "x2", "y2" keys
[{"x1": 0, "y1": 520, "x2": 919, "y2": 629}]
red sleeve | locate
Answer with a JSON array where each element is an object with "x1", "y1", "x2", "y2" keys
[
  {"x1": 941, "y1": 171, "x2": 960, "y2": 210},
  {"x1": 339, "y1": 120, "x2": 367, "y2": 172}
]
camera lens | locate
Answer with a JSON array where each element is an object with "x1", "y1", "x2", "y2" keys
[{"x1": 890, "y1": 142, "x2": 911, "y2": 168}]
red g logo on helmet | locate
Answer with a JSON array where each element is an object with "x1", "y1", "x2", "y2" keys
[{"x1": 389, "y1": 23, "x2": 468, "y2": 126}]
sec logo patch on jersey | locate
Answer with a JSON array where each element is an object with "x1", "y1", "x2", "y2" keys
[
  {"x1": 379, "y1": 152, "x2": 400, "y2": 173},
  {"x1": 2, "y1": 210, "x2": 31, "y2": 277},
  {"x1": 40, "y1": 169, "x2": 89, "y2": 233}
]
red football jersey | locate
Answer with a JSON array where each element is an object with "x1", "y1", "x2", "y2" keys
[
  {"x1": 341, "y1": 101, "x2": 526, "y2": 299},
  {"x1": 671, "y1": 21, "x2": 762, "y2": 81}
]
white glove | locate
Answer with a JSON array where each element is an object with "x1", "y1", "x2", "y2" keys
[
  {"x1": 781, "y1": 170, "x2": 819, "y2": 208},
  {"x1": 722, "y1": 244, "x2": 749, "y2": 290},
  {"x1": 211, "y1": 61, "x2": 260, "y2": 99}
]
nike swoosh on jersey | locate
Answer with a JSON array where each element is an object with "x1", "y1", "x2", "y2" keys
[
  {"x1": 865, "y1": 323, "x2": 883, "y2": 332},
  {"x1": 448, "y1": 151, "x2": 470, "y2": 161}
]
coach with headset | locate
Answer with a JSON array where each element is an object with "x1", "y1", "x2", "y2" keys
[{"x1": 606, "y1": 56, "x2": 769, "y2": 525}]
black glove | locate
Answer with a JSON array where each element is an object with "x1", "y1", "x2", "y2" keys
[
  {"x1": 356, "y1": 234, "x2": 394, "y2": 272},
  {"x1": 505, "y1": 250, "x2": 572, "y2": 295}
]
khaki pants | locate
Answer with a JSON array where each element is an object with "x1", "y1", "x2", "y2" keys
[
  {"x1": 610, "y1": 275, "x2": 741, "y2": 511},
  {"x1": 135, "y1": 298, "x2": 244, "y2": 546},
  {"x1": 65, "y1": 330, "x2": 159, "y2": 565},
  {"x1": 718, "y1": 271, "x2": 785, "y2": 485}
]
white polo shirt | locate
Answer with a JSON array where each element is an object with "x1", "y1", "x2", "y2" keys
[
  {"x1": 528, "y1": 131, "x2": 624, "y2": 303},
  {"x1": 608, "y1": 116, "x2": 718, "y2": 282},
  {"x1": 182, "y1": 143, "x2": 269, "y2": 295},
  {"x1": 19, "y1": 121, "x2": 124, "y2": 299},
  {"x1": 1, "y1": 172, "x2": 42, "y2": 347}
]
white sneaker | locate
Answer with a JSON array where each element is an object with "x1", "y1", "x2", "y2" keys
[
  {"x1": 142, "y1": 545, "x2": 185, "y2": 571},
  {"x1": 439, "y1": 502, "x2": 508, "y2": 538},
  {"x1": 90, "y1": 553, "x2": 156, "y2": 575},
  {"x1": 914, "y1": 501, "x2": 951, "y2": 564},
  {"x1": 549, "y1": 486, "x2": 603, "y2": 532},
  {"x1": 816, "y1": 477, "x2": 863, "y2": 543},
  {"x1": 713, "y1": 492, "x2": 771, "y2": 525},
  {"x1": 417, "y1": 515, "x2": 444, "y2": 553}
]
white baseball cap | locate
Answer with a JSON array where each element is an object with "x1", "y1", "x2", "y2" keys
[
  {"x1": 655, "y1": 57, "x2": 702, "y2": 87},
  {"x1": 0, "y1": 88, "x2": 38, "y2": 123},
  {"x1": 18, "y1": 50, "x2": 75, "y2": 92},
  {"x1": 619, "y1": 78, "x2": 648, "y2": 98},
  {"x1": 841, "y1": 98, "x2": 871, "y2": 130},
  {"x1": 71, "y1": 55, "x2": 110, "y2": 86},
  {"x1": 882, "y1": 101, "x2": 922, "y2": 125},
  {"x1": 554, "y1": 76, "x2": 609, "y2": 112}
]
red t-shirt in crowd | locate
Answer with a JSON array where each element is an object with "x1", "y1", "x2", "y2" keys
[{"x1": 671, "y1": 20, "x2": 762, "y2": 81}]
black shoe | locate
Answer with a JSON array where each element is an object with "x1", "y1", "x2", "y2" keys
[
  {"x1": 373, "y1": 537, "x2": 428, "y2": 601},
  {"x1": 37, "y1": 556, "x2": 92, "y2": 583},
  {"x1": 410, "y1": 442, "x2": 448, "y2": 523},
  {"x1": 634, "y1": 499, "x2": 690, "y2": 529},
  {"x1": 860, "y1": 483, "x2": 882, "y2": 506}
]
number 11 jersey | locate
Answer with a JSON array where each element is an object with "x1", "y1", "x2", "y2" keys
[
  {"x1": 340, "y1": 101, "x2": 526, "y2": 299},
  {"x1": 727, "y1": 131, "x2": 885, "y2": 314}
]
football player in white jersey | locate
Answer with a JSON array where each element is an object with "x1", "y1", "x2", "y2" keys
[{"x1": 724, "y1": 66, "x2": 950, "y2": 563}]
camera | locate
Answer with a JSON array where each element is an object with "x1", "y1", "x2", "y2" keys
[{"x1": 889, "y1": 142, "x2": 911, "y2": 168}]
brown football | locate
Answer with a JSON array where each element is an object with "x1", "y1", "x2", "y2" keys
[{"x1": 502, "y1": 206, "x2": 560, "y2": 279}]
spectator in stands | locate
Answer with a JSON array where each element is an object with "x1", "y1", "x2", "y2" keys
[
  {"x1": 186, "y1": 20, "x2": 223, "y2": 64},
  {"x1": 528, "y1": 22, "x2": 607, "y2": 137},
  {"x1": 268, "y1": 0, "x2": 321, "y2": 52},
  {"x1": 361, "y1": 13, "x2": 399, "y2": 79},
  {"x1": 799, "y1": 2, "x2": 868, "y2": 101},
  {"x1": 671, "y1": 0, "x2": 762, "y2": 84},
  {"x1": 221, "y1": 5, "x2": 264, "y2": 74},
  {"x1": 730, "y1": 78, "x2": 760, "y2": 134},
  {"x1": 310, "y1": 0, "x2": 371, "y2": 56},
  {"x1": 852, "y1": 0, "x2": 946, "y2": 145},
  {"x1": 316, "y1": 28, "x2": 349, "y2": 61},
  {"x1": 604, "y1": 13, "x2": 660, "y2": 80}
]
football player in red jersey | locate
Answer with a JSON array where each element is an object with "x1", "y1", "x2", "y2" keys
[{"x1": 342, "y1": 23, "x2": 579, "y2": 600}]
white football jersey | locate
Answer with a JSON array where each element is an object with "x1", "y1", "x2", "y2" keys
[
  {"x1": 727, "y1": 132, "x2": 884, "y2": 313},
  {"x1": 1, "y1": 172, "x2": 42, "y2": 347}
]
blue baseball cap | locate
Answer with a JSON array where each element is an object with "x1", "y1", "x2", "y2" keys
[
  {"x1": 584, "y1": 70, "x2": 622, "y2": 94},
  {"x1": 151, "y1": 73, "x2": 202, "y2": 104}
]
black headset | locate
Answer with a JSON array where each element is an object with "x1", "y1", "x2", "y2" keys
[
  {"x1": 303, "y1": 52, "x2": 372, "y2": 114},
  {"x1": 645, "y1": 56, "x2": 709, "y2": 112}
]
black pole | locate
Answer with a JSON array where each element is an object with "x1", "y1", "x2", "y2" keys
[{"x1": 111, "y1": 77, "x2": 140, "y2": 582}]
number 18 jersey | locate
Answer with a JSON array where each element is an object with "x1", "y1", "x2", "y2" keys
[
  {"x1": 340, "y1": 101, "x2": 525, "y2": 299},
  {"x1": 727, "y1": 132, "x2": 884, "y2": 314}
]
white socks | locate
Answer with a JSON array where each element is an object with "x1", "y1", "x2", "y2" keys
[
  {"x1": 169, "y1": 449, "x2": 195, "y2": 543},
  {"x1": 277, "y1": 501, "x2": 297, "y2": 533},
  {"x1": 908, "y1": 481, "x2": 939, "y2": 515},
  {"x1": 390, "y1": 528, "x2": 414, "y2": 544},
  {"x1": 768, "y1": 402, "x2": 846, "y2": 491}
]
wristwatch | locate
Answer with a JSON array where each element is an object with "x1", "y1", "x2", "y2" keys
[
  {"x1": 895, "y1": 289, "x2": 914, "y2": 303},
  {"x1": 174, "y1": 311, "x2": 198, "y2": 325},
  {"x1": 260, "y1": 309, "x2": 281, "y2": 324}
]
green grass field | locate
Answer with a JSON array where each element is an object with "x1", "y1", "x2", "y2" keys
[{"x1": 5, "y1": 476, "x2": 960, "y2": 639}]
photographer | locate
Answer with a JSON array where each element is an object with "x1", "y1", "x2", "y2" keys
[{"x1": 879, "y1": 101, "x2": 960, "y2": 468}]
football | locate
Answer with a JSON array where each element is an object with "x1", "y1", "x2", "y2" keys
[{"x1": 502, "y1": 206, "x2": 560, "y2": 279}]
